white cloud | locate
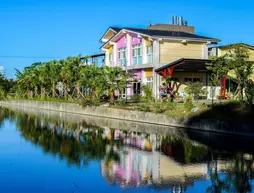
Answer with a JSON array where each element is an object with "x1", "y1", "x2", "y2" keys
[{"x1": 0, "y1": 66, "x2": 4, "y2": 71}]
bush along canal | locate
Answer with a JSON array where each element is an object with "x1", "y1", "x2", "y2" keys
[{"x1": 1, "y1": 107, "x2": 254, "y2": 192}]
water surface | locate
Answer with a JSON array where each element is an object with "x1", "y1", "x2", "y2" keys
[{"x1": 1, "y1": 107, "x2": 254, "y2": 193}]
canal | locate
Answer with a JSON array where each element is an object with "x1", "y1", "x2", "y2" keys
[{"x1": 1, "y1": 107, "x2": 254, "y2": 193}]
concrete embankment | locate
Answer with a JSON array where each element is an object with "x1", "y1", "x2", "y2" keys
[{"x1": 0, "y1": 100, "x2": 254, "y2": 136}]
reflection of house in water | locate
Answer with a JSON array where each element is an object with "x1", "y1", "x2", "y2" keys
[{"x1": 100, "y1": 128, "x2": 230, "y2": 192}]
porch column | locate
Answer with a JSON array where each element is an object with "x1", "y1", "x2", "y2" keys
[
  {"x1": 153, "y1": 40, "x2": 160, "y2": 98},
  {"x1": 219, "y1": 76, "x2": 227, "y2": 97}
]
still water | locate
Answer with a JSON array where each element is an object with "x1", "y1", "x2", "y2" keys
[{"x1": 1, "y1": 107, "x2": 254, "y2": 193}]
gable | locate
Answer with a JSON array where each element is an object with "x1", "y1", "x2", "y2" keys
[{"x1": 100, "y1": 27, "x2": 121, "y2": 43}]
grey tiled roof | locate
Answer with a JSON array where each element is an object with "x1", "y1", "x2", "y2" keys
[{"x1": 109, "y1": 26, "x2": 219, "y2": 41}]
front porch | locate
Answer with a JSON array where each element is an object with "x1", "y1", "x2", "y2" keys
[{"x1": 155, "y1": 58, "x2": 228, "y2": 100}]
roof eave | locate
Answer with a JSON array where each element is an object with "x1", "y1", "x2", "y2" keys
[
  {"x1": 99, "y1": 27, "x2": 118, "y2": 43},
  {"x1": 155, "y1": 58, "x2": 211, "y2": 72},
  {"x1": 154, "y1": 36, "x2": 220, "y2": 43}
]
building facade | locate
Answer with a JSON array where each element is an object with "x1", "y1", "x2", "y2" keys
[{"x1": 100, "y1": 22, "x2": 220, "y2": 99}]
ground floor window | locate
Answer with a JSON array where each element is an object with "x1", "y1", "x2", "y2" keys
[
  {"x1": 184, "y1": 77, "x2": 201, "y2": 83},
  {"x1": 133, "y1": 82, "x2": 141, "y2": 95},
  {"x1": 171, "y1": 78, "x2": 179, "y2": 82},
  {"x1": 120, "y1": 88, "x2": 126, "y2": 98}
]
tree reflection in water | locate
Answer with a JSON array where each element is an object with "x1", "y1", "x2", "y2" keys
[{"x1": 2, "y1": 107, "x2": 254, "y2": 192}]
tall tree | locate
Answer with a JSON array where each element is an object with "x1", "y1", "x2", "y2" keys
[
  {"x1": 206, "y1": 55, "x2": 230, "y2": 105},
  {"x1": 79, "y1": 64, "x2": 104, "y2": 99},
  {"x1": 103, "y1": 66, "x2": 127, "y2": 104},
  {"x1": 228, "y1": 45, "x2": 254, "y2": 102},
  {"x1": 48, "y1": 60, "x2": 61, "y2": 98}
]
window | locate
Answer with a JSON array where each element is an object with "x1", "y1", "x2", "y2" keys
[
  {"x1": 121, "y1": 88, "x2": 126, "y2": 98},
  {"x1": 133, "y1": 82, "x2": 141, "y2": 95},
  {"x1": 118, "y1": 48, "x2": 127, "y2": 66},
  {"x1": 193, "y1": 78, "x2": 201, "y2": 82},
  {"x1": 132, "y1": 44, "x2": 142, "y2": 65},
  {"x1": 109, "y1": 53, "x2": 113, "y2": 66},
  {"x1": 184, "y1": 78, "x2": 201, "y2": 83},
  {"x1": 171, "y1": 78, "x2": 179, "y2": 82},
  {"x1": 146, "y1": 77, "x2": 153, "y2": 89},
  {"x1": 147, "y1": 45, "x2": 153, "y2": 63}
]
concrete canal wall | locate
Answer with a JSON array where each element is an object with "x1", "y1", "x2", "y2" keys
[
  {"x1": 0, "y1": 100, "x2": 254, "y2": 135},
  {"x1": 0, "y1": 100, "x2": 186, "y2": 127},
  {"x1": 3, "y1": 105, "x2": 183, "y2": 137}
]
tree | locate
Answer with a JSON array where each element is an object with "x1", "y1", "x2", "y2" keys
[
  {"x1": 245, "y1": 80, "x2": 254, "y2": 108},
  {"x1": 79, "y1": 65, "x2": 104, "y2": 99},
  {"x1": 103, "y1": 66, "x2": 127, "y2": 104},
  {"x1": 47, "y1": 60, "x2": 61, "y2": 98},
  {"x1": 185, "y1": 82, "x2": 208, "y2": 102},
  {"x1": 206, "y1": 55, "x2": 230, "y2": 105},
  {"x1": 228, "y1": 45, "x2": 254, "y2": 102}
]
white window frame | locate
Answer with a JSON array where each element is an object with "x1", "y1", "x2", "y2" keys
[
  {"x1": 146, "y1": 77, "x2": 153, "y2": 90},
  {"x1": 118, "y1": 47, "x2": 127, "y2": 66},
  {"x1": 132, "y1": 44, "x2": 142, "y2": 65},
  {"x1": 146, "y1": 45, "x2": 153, "y2": 63}
]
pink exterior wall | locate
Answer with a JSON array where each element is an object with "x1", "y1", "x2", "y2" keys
[
  {"x1": 115, "y1": 35, "x2": 127, "y2": 66},
  {"x1": 117, "y1": 36, "x2": 127, "y2": 49}
]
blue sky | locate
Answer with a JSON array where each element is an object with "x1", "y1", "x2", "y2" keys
[{"x1": 1, "y1": 0, "x2": 254, "y2": 78}]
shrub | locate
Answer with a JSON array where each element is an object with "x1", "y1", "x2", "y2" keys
[
  {"x1": 184, "y1": 96, "x2": 194, "y2": 112},
  {"x1": 153, "y1": 101, "x2": 167, "y2": 113},
  {"x1": 80, "y1": 96, "x2": 100, "y2": 107},
  {"x1": 130, "y1": 94, "x2": 142, "y2": 102},
  {"x1": 245, "y1": 80, "x2": 254, "y2": 108},
  {"x1": 142, "y1": 85, "x2": 154, "y2": 102},
  {"x1": 185, "y1": 82, "x2": 208, "y2": 101},
  {"x1": 165, "y1": 100, "x2": 176, "y2": 110},
  {"x1": 137, "y1": 103, "x2": 151, "y2": 112},
  {"x1": 117, "y1": 98, "x2": 127, "y2": 107}
]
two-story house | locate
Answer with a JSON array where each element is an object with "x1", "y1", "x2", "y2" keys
[{"x1": 100, "y1": 21, "x2": 220, "y2": 99}]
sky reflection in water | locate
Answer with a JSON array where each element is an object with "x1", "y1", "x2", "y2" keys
[{"x1": 0, "y1": 108, "x2": 254, "y2": 193}]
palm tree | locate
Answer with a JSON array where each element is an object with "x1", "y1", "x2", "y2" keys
[
  {"x1": 103, "y1": 66, "x2": 127, "y2": 104},
  {"x1": 79, "y1": 64, "x2": 104, "y2": 99},
  {"x1": 48, "y1": 60, "x2": 61, "y2": 98}
]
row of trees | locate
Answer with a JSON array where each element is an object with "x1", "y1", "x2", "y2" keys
[
  {"x1": 207, "y1": 44, "x2": 254, "y2": 106},
  {"x1": 15, "y1": 55, "x2": 129, "y2": 104},
  {"x1": 0, "y1": 74, "x2": 16, "y2": 99}
]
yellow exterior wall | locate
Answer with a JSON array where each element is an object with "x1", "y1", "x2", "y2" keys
[
  {"x1": 160, "y1": 72, "x2": 207, "y2": 94},
  {"x1": 220, "y1": 48, "x2": 254, "y2": 61},
  {"x1": 159, "y1": 42, "x2": 204, "y2": 63},
  {"x1": 144, "y1": 69, "x2": 153, "y2": 78}
]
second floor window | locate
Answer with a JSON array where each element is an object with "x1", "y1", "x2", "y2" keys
[
  {"x1": 132, "y1": 44, "x2": 142, "y2": 65},
  {"x1": 147, "y1": 45, "x2": 153, "y2": 63},
  {"x1": 109, "y1": 53, "x2": 113, "y2": 65},
  {"x1": 118, "y1": 48, "x2": 127, "y2": 66}
]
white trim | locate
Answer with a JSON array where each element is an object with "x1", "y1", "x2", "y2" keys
[
  {"x1": 99, "y1": 28, "x2": 117, "y2": 43},
  {"x1": 148, "y1": 37, "x2": 153, "y2": 41},
  {"x1": 181, "y1": 40, "x2": 187, "y2": 44},
  {"x1": 153, "y1": 36, "x2": 220, "y2": 43}
]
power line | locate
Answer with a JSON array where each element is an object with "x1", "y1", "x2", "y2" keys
[{"x1": 0, "y1": 55, "x2": 66, "y2": 59}]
